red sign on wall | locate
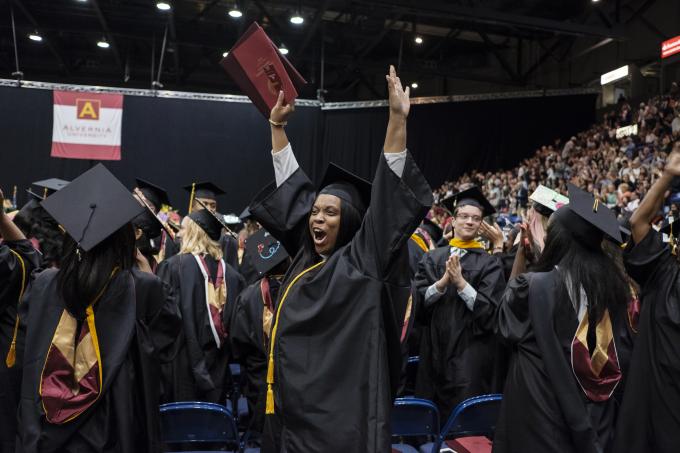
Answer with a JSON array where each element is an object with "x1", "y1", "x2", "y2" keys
[{"x1": 662, "y1": 35, "x2": 680, "y2": 59}]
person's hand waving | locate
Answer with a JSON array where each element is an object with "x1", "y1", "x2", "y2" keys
[{"x1": 385, "y1": 65, "x2": 410, "y2": 119}]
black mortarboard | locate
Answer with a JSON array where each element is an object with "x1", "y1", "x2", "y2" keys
[
  {"x1": 183, "y1": 182, "x2": 225, "y2": 200},
  {"x1": 319, "y1": 163, "x2": 372, "y2": 215},
  {"x1": 33, "y1": 178, "x2": 70, "y2": 196},
  {"x1": 40, "y1": 164, "x2": 145, "y2": 252},
  {"x1": 441, "y1": 186, "x2": 495, "y2": 217},
  {"x1": 188, "y1": 208, "x2": 223, "y2": 241},
  {"x1": 560, "y1": 183, "x2": 622, "y2": 244},
  {"x1": 245, "y1": 228, "x2": 289, "y2": 276},
  {"x1": 135, "y1": 178, "x2": 170, "y2": 210},
  {"x1": 421, "y1": 218, "x2": 443, "y2": 244}
]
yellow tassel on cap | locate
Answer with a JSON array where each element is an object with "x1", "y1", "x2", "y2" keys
[{"x1": 265, "y1": 385, "x2": 275, "y2": 414}]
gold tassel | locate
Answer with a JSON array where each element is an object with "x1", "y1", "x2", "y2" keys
[
  {"x1": 592, "y1": 198, "x2": 599, "y2": 212},
  {"x1": 265, "y1": 385, "x2": 275, "y2": 414},
  {"x1": 5, "y1": 250, "x2": 26, "y2": 368},
  {"x1": 188, "y1": 182, "x2": 196, "y2": 214}
]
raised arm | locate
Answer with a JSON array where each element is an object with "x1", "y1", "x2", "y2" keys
[
  {"x1": 0, "y1": 189, "x2": 27, "y2": 242},
  {"x1": 248, "y1": 92, "x2": 316, "y2": 255},
  {"x1": 383, "y1": 65, "x2": 409, "y2": 155},
  {"x1": 630, "y1": 143, "x2": 680, "y2": 244}
]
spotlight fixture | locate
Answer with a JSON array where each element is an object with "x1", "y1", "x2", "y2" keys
[
  {"x1": 222, "y1": 51, "x2": 229, "y2": 58},
  {"x1": 290, "y1": 14, "x2": 304, "y2": 25},
  {"x1": 414, "y1": 36, "x2": 423, "y2": 44},
  {"x1": 97, "y1": 38, "x2": 110, "y2": 49},
  {"x1": 411, "y1": 82, "x2": 418, "y2": 89},
  {"x1": 228, "y1": 4, "x2": 243, "y2": 18},
  {"x1": 278, "y1": 44, "x2": 289, "y2": 55},
  {"x1": 28, "y1": 32, "x2": 43, "y2": 42},
  {"x1": 156, "y1": 2, "x2": 171, "y2": 11}
]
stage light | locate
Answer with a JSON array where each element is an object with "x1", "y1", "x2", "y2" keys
[
  {"x1": 156, "y1": 2, "x2": 171, "y2": 11},
  {"x1": 411, "y1": 82, "x2": 418, "y2": 89},
  {"x1": 592, "y1": 0, "x2": 600, "y2": 2},
  {"x1": 279, "y1": 44, "x2": 289, "y2": 55},
  {"x1": 28, "y1": 32, "x2": 43, "y2": 42},
  {"x1": 415, "y1": 36, "x2": 423, "y2": 44},
  {"x1": 222, "y1": 51, "x2": 229, "y2": 58},
  {"x1": 290, "y1": 14, "x2": 304, "y2": 25},
  {"x1": 97, "y1": 38, "x2": 110, "y2": 49},
  {"x1": 228, "y1": 5, "x2": 243, "y2": 18}
]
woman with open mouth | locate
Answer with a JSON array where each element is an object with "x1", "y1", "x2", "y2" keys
[{"x1": 248, "y1": 65, "x2": 433, "y2": 453}]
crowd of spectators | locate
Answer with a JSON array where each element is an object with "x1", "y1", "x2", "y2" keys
[{"x1": 433, "y1": 83, "x2": 680, "y2": 230}]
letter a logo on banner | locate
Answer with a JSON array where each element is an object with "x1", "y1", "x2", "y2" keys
[{"x1": 51, "y1": 91, "x2": 123, "y2": 160}]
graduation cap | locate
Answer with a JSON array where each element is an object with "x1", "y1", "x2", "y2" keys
[
  {"x1": 441, "y1": 186, "x2": 495, "y2": 217},
  {"x1": 40, "y1": 164, "x2": 145, "y2": 252},
  {"x1": 660, "y1": 217, "x2": 680, "y2": 236},
  {"x1": 318, "y1": 163, "x2": 372, "y2": 215},
  {"x1": 188, "y1": 208, "x2": 224, "y2": 241},
  {"x1": 246, "y1": 228, "x2": 289, "y2": 276},
  {"x1": 184, "y1": 181, "x2": 225, "y2": 201},
  {"x1": 564, "y1": 183, "x2": 622, "y2": 244},
  {"x1": 33, "y1": 178, "x2": 70, "y2": 196},
  {"x1": 135, "y1": 178, "x2": 170, "y2": 211},
  {"x1": 530, "y1": 185, "x2": 569, "y2": 217}
]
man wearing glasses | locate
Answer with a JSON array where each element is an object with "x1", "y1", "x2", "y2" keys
[{"x1": 414, "y1": 187, "x2": 507, "y2": 418}]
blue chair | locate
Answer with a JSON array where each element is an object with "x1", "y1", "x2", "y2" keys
[
  {"x1": 159, "y1": 402, "x2": 240, "y2": 452},
  {"x1": 420, "y1": 394, "x2": 502, "y2": 453},
  {"x1": 403, "y1": 356, "x2": 419, "y2": 396},
  {"x1": 391, "y1": 398, "x2": 440, "y2": 453}
]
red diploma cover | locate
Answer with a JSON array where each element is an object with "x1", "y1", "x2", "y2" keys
[{"x1": 220, "y1": 22, "x2": 307, "y2": 118}]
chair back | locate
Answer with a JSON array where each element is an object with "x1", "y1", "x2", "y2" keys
[
  {"x1": 160, "y1": 401, "x2": 239, "y2": 450},
  {"x1": 391, "y1": 397, "x2": 440, "y2": 438},
  {"x1": 430, "y1": 394, "x2": 502, "y2": 453}
]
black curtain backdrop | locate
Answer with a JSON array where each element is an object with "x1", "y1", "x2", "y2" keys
[{"x1": 0, "y1": 85, "x2": 595, "y2": 214}]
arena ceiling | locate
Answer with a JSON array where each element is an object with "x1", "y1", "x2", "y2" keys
[{"x1": 0, "y1": 0, "x2": 652, "y2": 100}]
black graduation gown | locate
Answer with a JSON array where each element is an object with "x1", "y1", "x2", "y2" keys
[
  {"x1": 229, "y1": 276, "x2": 282, "y2": 432},
  {"x1": 612, "y1": 230, "x2": 680, "y2": 452},
  {"x1": 16, "y1": 268, "x2": 181, "y2": 453},
  {"x1": 220, "y1": 233, "x2": 240, "y2": 270},
  {"x1": 239, "y1": 245, "x2": 262, "y2": 285},
  {"x1": 157, "y1": 253, "x2": 244, "y2": 403},
  {"x1": 494, "y1": 271, "x2": 629, "y2": 453},
  {"x1": 250, "y1": 152, "x2": 432, "y2": 453},
  {"x1": 0, "y1": 240, "x2": 39, "y2": 453},
  {"x1": 414, "y1": 245, "x2": 506, "y2": 418}
]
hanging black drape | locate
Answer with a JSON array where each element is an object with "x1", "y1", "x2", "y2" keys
[{"x1": 0, "y1": 85, "x2": 595, "y2": 213}]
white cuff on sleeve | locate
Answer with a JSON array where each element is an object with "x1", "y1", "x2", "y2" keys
[
  {"x1": 384, "y1": 149, "x2": 407, "y2": 177},
  {"x1": 271, "y1": 143, "x2": 300, "y2": 187},
  {"x1": 425, "y1": 282, "x2": 447, "y2": 303},
  {"x1": 458, "y1": 283, "x2": 478, "y2": 311}
]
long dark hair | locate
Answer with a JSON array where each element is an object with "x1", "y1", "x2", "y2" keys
[
  {"x1": 57, "y1": 223, "x2": 136, "y2": 318},
  {"x1": 533, "y1": 215, "x2": 629, "y2": 353}
]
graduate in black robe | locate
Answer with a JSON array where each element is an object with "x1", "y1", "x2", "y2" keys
[
  {"x1": 0, "y1": 190, "x2": 41, "y2": 453},
  {"x1": 229, "y1": 228, "x2": 290, "y2": 433},
  {"x1": 250, "y1": 67, "x2": 432, "y2": 452},
  {"x1": 15, "y1": 165, "x2": 181, "y2": 453},
  {"x1": 495, "y1": 184, "x2": 631, "y2": 453},
  {"x1": 415, "y1": 187, "x2": 506, "y2": 418},
  {"x1": 157, "y1": 207, "x2": 244, "y2": 403},
  {"x1": 612, "y1": 146, "x2": 680, "y2": 453}
]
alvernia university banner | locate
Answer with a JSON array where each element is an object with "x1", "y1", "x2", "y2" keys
[{"x1": 51, "y1": 91, "x2": 123, "y2": 160}]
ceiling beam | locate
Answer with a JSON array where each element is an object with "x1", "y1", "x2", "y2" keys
[
  {"x1": 89, "y1": 0, "x2": 123, "y2": 70},
  {"x1": 9, "y1": 0, "x2": 70, "y2": 74},
  {"x1": 167, "y1": 11, "x2": 181, "y2": 84},
  {"x1": 293, "y1": 0, "x2": 331, "y2": 61},
  {"x1": 522, "y1": 39, "x2": 562, "y2": 81},
  {"x1": 362, "y1": 0, "x2": 626, "y2": 40},
  {"x1": 478, "y1": 31, "x2": 519, "y2": 82}
]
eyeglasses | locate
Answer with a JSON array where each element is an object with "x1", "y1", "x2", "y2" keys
[{"x1": 456, "y1": 214, "x2": 483, "y2": 223}]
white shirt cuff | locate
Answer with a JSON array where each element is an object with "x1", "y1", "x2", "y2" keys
[
  {"x1": 425, "y1": 282, "x2": 447, "y2": 302},
  {"x1": 271, "y1": 143, "x2": 300, "y2": 187},
  {"x1": 384, "y1": 149, "x2": 407, "y2": 177},
  {"x1": 458, "y1": 283, "x2": 478, "y2": 311}
]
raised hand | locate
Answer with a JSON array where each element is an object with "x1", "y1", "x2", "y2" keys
[
  {"x1": 480, "y1": 221, "x2": 504, "y2": 249},
  {"x1": 270, "y1": 90, "x2": 295, "y2": 125},
  {"x1": 385, "y1": 65, "x2": 410, "y2": 119}
]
